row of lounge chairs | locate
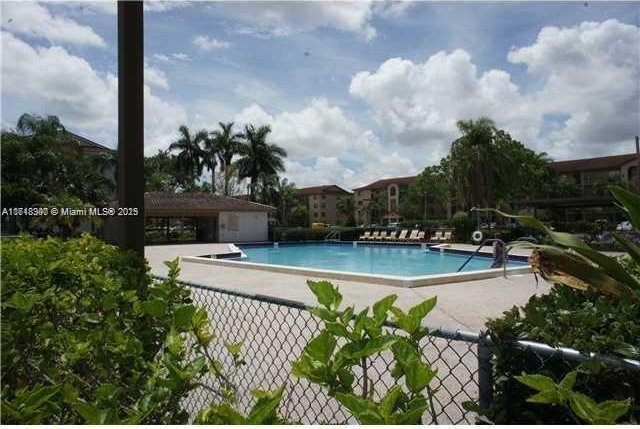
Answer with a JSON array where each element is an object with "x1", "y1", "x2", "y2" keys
[{"x1": 358, "y1": 229, "x2": 453, "y2": 243}]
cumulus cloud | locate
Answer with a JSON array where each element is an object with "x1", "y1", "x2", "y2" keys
[
  {"x1": 284, "y1": 158, "x2": 355, "y2": 188},
  {"x1": 234, "y1": 98, "x2": 362, "y2": 158},
  {"x1": 193, "y1": 35, "x2": 231, "y2": 50},
  {"x1": 349, "y1": 19, "x2": 640, "y2": 160},
  {"x1": 2, "y1": 31, "x2": 186, "y2": 154},
  {"x1": 144, "y1": 62, "x2": 169, "y2": 89},
  {"x1": 1, "y1": 2, "x2": 106, "y2": 47},
  {"x1": 214, "y1": 1, "x2": 377, "y2": 40}
]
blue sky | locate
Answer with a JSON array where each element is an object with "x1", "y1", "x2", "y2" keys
[{"x1": 2, "y1": 1, "x2": 639, "y2": 189}]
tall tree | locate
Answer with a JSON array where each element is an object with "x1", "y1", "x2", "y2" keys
[
  {"x1": 274, "y1": 177, "x2": 297, "y2": 225},
  {"x1": 210, "y1": 122, "x2": 244, "y2": 196},
  {"x1": 202, "y1": 136, "x2": 219, "y2": 193},
  {"x1": 168, "y1": 125, "x2": 207, "y2": 189},
  {"x1": 235, "y1": 124, "x2": 287, "y2": 201},
  {"x1": 16, "y1": 113, "x2": 66, "y2": 137},
  {"x1": 336, "y1": 196, "x2": 356, "y2": 226}
]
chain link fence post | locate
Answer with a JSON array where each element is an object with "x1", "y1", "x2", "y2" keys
[{"x1": 477, "y1": 333, "x2": 494, "y2": 410}]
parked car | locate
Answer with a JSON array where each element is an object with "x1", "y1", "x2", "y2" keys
[{"x1": 616, "y1": 221, "x2": 633, "y2": 231}]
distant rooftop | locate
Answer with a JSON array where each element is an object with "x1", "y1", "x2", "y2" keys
[
  {"x1": 552, "y1": 153, "x2": 637, "y2": 174},
  {"x1": 353, "y1": 175, "x2": 417, "y2": 191},
  {"x1": 296, "y1": 184, "x2": 352, "y2": 196},
  {"x1": 145, "y1": 192, "x2": 276, "y2": 217},
  {"x1": 67, "y1": 131, "x2": 113, "y2": 154}
]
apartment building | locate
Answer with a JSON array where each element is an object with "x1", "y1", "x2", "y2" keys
[
  {"x1": 296, "y1": 185, "x2": 352, "y2": 225},
  {"x1": 522, "y1": 153, "x2": 640, "y2": 222},
  {"x1": 353, "y1": 175, "x2": 417, "y2": 226}
]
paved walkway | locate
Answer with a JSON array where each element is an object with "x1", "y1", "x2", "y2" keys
[{"x1": 146, "y1": 243, "x2": 549, "y2": 331}]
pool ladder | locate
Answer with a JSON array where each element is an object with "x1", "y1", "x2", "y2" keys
[{"x1": 456, "y1": 238, "x2": 509, "y2": 272}]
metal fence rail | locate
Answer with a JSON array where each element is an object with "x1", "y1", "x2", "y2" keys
[{"x1": 161, "y1": 278, "x2": 639, "y2": 424}]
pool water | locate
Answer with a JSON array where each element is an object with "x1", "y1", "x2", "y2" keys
[{"x1": 237, "y1": 243, "x2": 525, "y2": 277}]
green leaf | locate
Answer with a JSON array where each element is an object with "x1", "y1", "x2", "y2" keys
[
  {"x1": 526, "y1": 389, "x2": 562, "y2": 405},
  {"x1": 379, "y1": 386, "x2": 402, "y2": 418},
  {"x1": 141, "y1": 299, "x2": 167, "y2": 318},
  {"x1": 596, "y1": 398, "x2": 631, "y2": 424},
  {"x1": 404, "y1": 359, "x2": 437, "y2": 393},
  {"x1": 610, "y1": 185, "x2": 640, "y2": 231},
  {"x1": 514, "y1": 374, "x2": 557, "y2": 393},
  {"x1": 337, "y1": 335, "x2": 398, "y2": 361},
  {"x1": 73, "y1": 402, "x2": 109, "y2": 424},
  {"x1": 307, "y1": 280, "x2": 342, "y2": 310},
  {"x1": 372, "y1": 295, "x2": 397, "y2": 321},
  {"x1": 303, "y1": 330, "x2": 337, "y2": 364},
  {"x1": 4, "y1": 291, "x2": 32, "y2": 312},
  {"x1": 335, "y1": 393, "x2": 383, "y2": 424},
  {"x1": 558, "y1": 371, "x2": 577, "y2": 392},
  {"x1": 408, "y1": 296, "x2": 438, "y2": 324},
  {"x1": 247, "y1": 386, "x2": 285, "y2": 424},
  {"x1": 173, "y1": 304, "x2": 196, "y2": 330}
]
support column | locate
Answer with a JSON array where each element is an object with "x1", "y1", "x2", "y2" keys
[{"x1": 117, "y1": 1, "x2": 144, "y2": 254}]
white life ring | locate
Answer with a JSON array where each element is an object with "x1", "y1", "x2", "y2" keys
[{"x1": 472, "y1": 230, "x2": 483, "y2": 243}]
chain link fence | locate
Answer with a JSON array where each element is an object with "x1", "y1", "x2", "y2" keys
[{"x1": 171, "y1": 279, "x2": 639, "y2": 424}]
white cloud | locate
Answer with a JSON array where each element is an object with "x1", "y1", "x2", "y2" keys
[
  {"x1": 144, "y1": 62, "x2": 169, "y2": 89},
  {"x1": 233, "y1": 80, "x2": 278, "y2": 104},
  {"x1": 193, "y1": 35, "x2": 231, "y2": 50},
  {"x1": 234, "y1": 98, "x2": 362, "y2": 158},
  {"x1": 215, "y1": 1, "x2": 377, "y2": 41},
  {"x1": 349, "y1": 19, "x2": 640, "y2": 161},
  {"x1": 373, "y1": 1, "x2": 416, "y2": 19},
  {"x1": 1, "y1": 2, "x2": 106, "y2": 47},
  {"x1": 153, "y1": 53, "x2": 170, "y2": 62},
  {"x1": 171, "y1": 52, "x2": 191, "y2": 61},
  {"x1": 508, "y1": 19, "x2": 640, "y2": 157},
  {"x1": 143, "y1": 1, "x2": 191, "y2": 13},
  {"x1": 284, "y1": 158, "x2": 355, "y2": 188},
  {"x1": 2, "y1": 31, "x2": 186, "y2": 154}
]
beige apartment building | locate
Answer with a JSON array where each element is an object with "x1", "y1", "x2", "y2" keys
[
  {"x1": 353, "y1": 176, "x2": 417, "y2": 226},
  {"x1": 296, "y1": 185, "x2": 352, "y2": 225}
]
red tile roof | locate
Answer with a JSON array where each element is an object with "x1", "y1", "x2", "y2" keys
[
  {"x1": 67, "y1": 131, "x2": 114, "y2": 154},
  {"x1": 296, "y1": 185, "x2": 352, "y2": 196},
  {"x1": 145, "y1": 192, "x2": 276, "y2": 217},
  {"x1": 353, "y1": 175, "x2": 417, "y2": 191},
  {"x1": 552, "y1": 153, "x2": 637, "y2": 174}
]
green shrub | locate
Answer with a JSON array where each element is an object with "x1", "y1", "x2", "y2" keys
[
  {"x1": 451, "y1": 211, "x2": 473, "y2": 242},
  {"x1": 0, "y1": 235, "x2": 275, "y2": 424},
  {"x1": 484, "y1": 285, "x2": 640, "y2": 424}
]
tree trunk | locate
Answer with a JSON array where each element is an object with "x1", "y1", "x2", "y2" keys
[{"x1": 211, "y1": 164, "x2": 216, "y2": 194}]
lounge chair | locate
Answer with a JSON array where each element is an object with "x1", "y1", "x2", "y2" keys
[
  {"x1": 440, "y1": 230, "x2": 453, "y2": 243},
  {"x1": 367, "y1": 231, "x2": 380, "y2": 241},
  {"x1": 430, "y1": 230, "x2": 443, "y2": 242},
  {"x1": 406, "y1": 230, "x2": 419, "y2": 241},
  {"x1": 392, "y1": 229, "x2": 409, "y2": 242},
  {"x1": 359, "y1": 231, "x2": 371, "y2": 241},
  {"x1": 385, "y1": 231, "x2": 397, "y2": 241},
  {"x1": 377, "y1": 231, "x2": 388, "y2": 241},
  {"x1": 409, "y1": 231, "x2": 425, "y2": 242}
]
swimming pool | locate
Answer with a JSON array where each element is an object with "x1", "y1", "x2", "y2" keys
[
  {"x1": 183, "y1": 242, "x2": 531, "y2": 288},
  {"x1": 237, "y1": 243, "x2": 524, "y2": 276}
]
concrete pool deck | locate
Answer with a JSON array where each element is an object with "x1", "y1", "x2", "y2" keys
[{"x1": 146, "y1": 243, "x2": 550, "y2": 331}]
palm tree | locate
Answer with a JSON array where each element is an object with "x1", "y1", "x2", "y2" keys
[
  {"x1": 274, "y1": 177, "x2": 297, "y2": 225},
  {"x1": 235, "y1": 125, "x2": 287, "y2": 201},
  {"x1": 17, "y1": 113, "x2": 66, "y2": 137},
  {"x1": 336, "y1": 196, "x2": 355, "y2": 226},
  {"x1": 169, "y1": 125, "x2": 207, "y2": 189},
  {"x1": 210, "y1": 122, "x2": 244, "y2": 196},
  {"x1": 202, "y1": 136, "x2": 219, "y2": 193},
  {"x1": 449, "y1": 117, "x2": 496, "y2": 209}
]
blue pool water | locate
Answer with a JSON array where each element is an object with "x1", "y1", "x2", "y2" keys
[{"x1": 237, "y1": 243, "x2": 525, "y2": 277}]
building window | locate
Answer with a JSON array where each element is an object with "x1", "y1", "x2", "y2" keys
[
  {"x1": 389, "y1": 186, "x2": 397, "y2": 197},
  {"x1": 321, "y1": 195, "x2": 326, "y2": 199},
  {"x1": 321, "y1": 212, "x2": 325, "y2": 217},
  {"x1": 321, "y1": 203, "x2": 326, "y2": 208},
  {"x1": 314, "y1": 212, "x2": 319, "y2": 217},
  {"x1": 313, "y1": 203, "x2": 318, "y2": 208}
]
